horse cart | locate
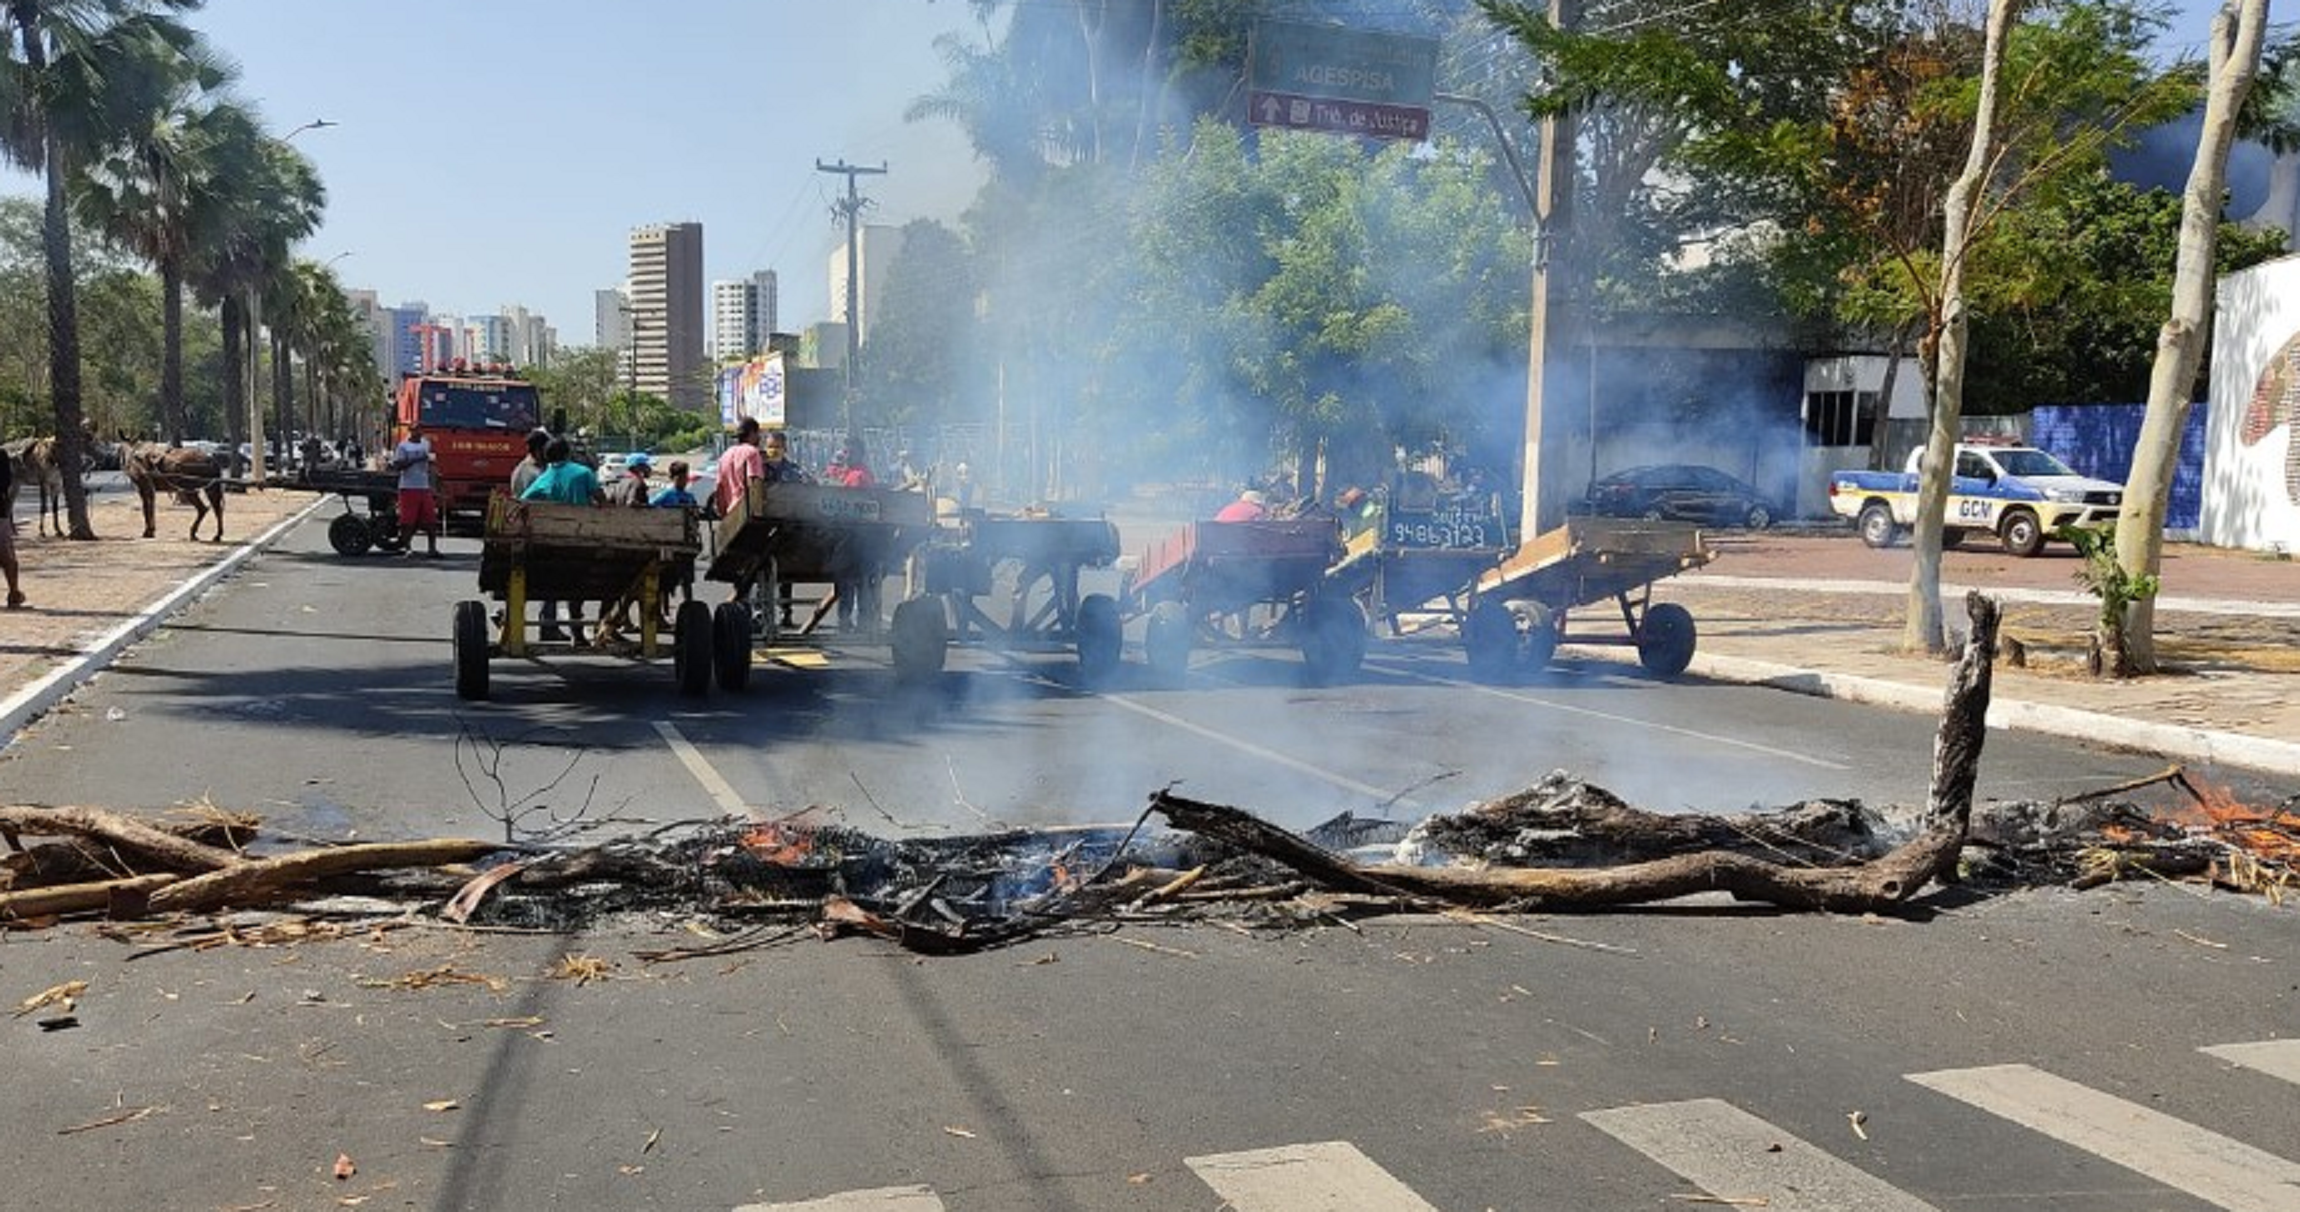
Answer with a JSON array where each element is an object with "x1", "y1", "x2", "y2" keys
[
  {"x1": 1322, "y1": 480, "x2": 1511, "y2": 646},
  {"x1": 288, "y1": 467, "x2": 409, "y2": 555},
  {"x1": 703, "y1": 481, "x2": 945, "y2": 684},
  {"x1": 1463, "y1": 518, "x2": 1714, "y2": 680},
  {"x1": 1117, "y1": 518, "x2": 1361, "y2": 683},
  {"x1": 452, "y1": 495, "x2": 709, "y2": 700},
  {"x1": 914, "y1": 512, "x2": 1126, "y2": 681}
]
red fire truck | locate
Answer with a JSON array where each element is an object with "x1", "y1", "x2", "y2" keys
[{"x1": 391, "y1": 365, "x2": 542, "y2": 518}]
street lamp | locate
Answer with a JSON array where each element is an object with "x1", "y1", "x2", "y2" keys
[
  {"x1": 282, "y1": 117, "x2": 337, "y2": 142},
  {"x1": 323, "y1": 251, "x2": 353, "y2": 270}
]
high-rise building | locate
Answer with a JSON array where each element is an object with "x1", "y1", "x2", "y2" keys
[
  {"x1": 627, "y1": 223, "x2": 706, "y2": 411},
  {"x1": 709, "y1": 269, "x2": 782, "y2": 362},
  {"x1": 825, "y1": 224, "x2": 906, "y2": 347},
  {"x1": 502, "y1": 305, "x2": 555, "y2": 369},
  {"x1": 465, "y1": 315, "x2": 508, "y2": 365},
  {"x1": 594, "y1": 287, "x2": 630, "y2": 351}
]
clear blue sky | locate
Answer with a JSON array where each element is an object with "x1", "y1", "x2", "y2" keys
[
  {"x1": 4, "y1": 0, "x2": 2245, "y2": 349},
  {"x1": 184, "y1": 0, "x2": 997, "y2": 341}
]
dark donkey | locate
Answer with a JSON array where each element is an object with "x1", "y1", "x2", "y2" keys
[
  {"x1": 1, "y1": 436, "x2": 66, "y2": 536},
  {"x1": 124, "y1": 442, "x2": 226, "y2": 541}
]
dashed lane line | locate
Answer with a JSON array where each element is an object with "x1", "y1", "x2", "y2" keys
[
  {"x1": 653, "y1": 720, "x2": 756, "y2": 819},
  {"x1": 1184, "y1": 1141, "x2": 1443, "y2": 1212}
]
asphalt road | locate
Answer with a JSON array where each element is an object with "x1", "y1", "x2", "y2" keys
[{"x1": 2, "y1": 512, "x2": 2295, "y2": 1211}]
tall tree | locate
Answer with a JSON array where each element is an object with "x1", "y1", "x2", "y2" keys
[
  {"x1": 1, "y1": 0, "x2": 204, "y2": 536},
  {"x1": 1906, "y1": 0, "x2": 2023, "y2": 654},
  {"x1": 2112, "y1": 0, "x2": 2271, "y2": 674},
  {"x1": 73, "y1": 42, "x2": 235, "y2": 441}
]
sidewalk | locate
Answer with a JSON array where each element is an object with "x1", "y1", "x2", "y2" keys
[{"x1": 4, "y1": 507, "x2": 2296, "y2": 775}]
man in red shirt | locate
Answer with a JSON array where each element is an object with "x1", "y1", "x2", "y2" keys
[{"x1": 1214, "y1": 488, "x2": 1269, "y2": 522}]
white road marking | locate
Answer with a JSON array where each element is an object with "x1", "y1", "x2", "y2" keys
[
  {"x1": 1096, "y1": 693, "x2": 1409, "y2": 804},
  {"x1": 1184, "y1": 1140, "x2": 1441, "y2": 1212},
  {"x1": 1368, "y1": 658, "x2": 1852, "y2": 770},
  {"x1": 653, "y1": 720, "x2": 755, "y2": 818},
  {"x1": 2203, "y1": 1040, "x2": 2300, "y2": 1086},
  {"x1": 733, "y1": 1185, "x2": 943, "y2": 1212},
  {"x1": 1580, "y1": 1098, "x2": 1942, "y2": 1212},
  {"x1": 1907, "y1": 1063, "x2": 2300, "y2": 1212}
]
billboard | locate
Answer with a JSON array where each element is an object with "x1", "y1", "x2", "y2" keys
[{"x1": 719, "y1": 351, "x2": 790, "y2": 428}]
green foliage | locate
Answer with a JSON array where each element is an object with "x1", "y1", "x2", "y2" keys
[
  {"x1": 2063, "y1": 523, "x2": 2159, "y2": 624},
  {"x1": 853, "y1": 219, "x2": 986, "y2": 428}
]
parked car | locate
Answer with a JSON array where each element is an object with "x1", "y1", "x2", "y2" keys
[{"x1": 1582, "y1": 464, "x2": 1781, "y2": 529}]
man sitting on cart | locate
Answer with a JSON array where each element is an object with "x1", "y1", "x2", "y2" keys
[
  {"x1": 1213, "y1": 487, "x2": 1269, "y2": 522},
  {"x1": 518, "y1": 437, "x2": 605, "y2": 642}
]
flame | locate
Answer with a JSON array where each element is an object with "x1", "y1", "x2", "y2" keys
[
  {"x1": 739, "y1": 821, "x2": 818, "y2": 866},
  {"x1": 2172, "y1": 779, "x2": 2300, "y2": 864}
]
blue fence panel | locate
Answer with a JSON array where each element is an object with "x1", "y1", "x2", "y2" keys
[{"x1": 2028, "y1": 403, "x2": 2208, "y2": 531}]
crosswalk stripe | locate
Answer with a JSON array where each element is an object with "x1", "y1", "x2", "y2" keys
[
  {"x1": 1580, "y1": 1099, "x2": 1942, "y2": 1212},
  {"x1": 732, "y1": 1185, "x2": 943, "y2": 1212},
  {"x1": 1185, "y1": 1140, "x2": 1442, "y2": 1212},
  {"x1": 2203, "y1": 1040, "x2": 2300, "y2": 1086},
  {"x1": 1908, "y1": 1063, "x2": 2300, "y2": 1212}
]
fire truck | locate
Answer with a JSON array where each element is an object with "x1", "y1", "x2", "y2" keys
[{"x1": 392, "y1": 364, "x2": 542, "y2": 519}]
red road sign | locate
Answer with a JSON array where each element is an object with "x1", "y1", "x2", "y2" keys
[{"x1": 1249, "y1": 90, "x2": 1430, "y2": 141}]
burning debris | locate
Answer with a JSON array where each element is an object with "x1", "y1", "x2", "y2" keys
[{"x1": 3, "y1": 595, "x2": 2293, "y2": 954}]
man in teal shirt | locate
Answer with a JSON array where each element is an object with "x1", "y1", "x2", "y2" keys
[{"x1": 518, "y1": 437, "x2": 602, "y2": 505}]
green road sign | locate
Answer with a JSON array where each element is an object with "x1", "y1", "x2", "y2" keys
[{"x1": 1248, "y1": 21, "x2": 1439, "y2": 108}]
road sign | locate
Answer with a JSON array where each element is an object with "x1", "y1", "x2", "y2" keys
[{"x1": 1247, "y1": 21, "x2": 1439, "y2": 141}]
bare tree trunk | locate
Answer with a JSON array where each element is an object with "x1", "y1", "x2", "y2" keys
[
  {"x1": 16, "y1": 8, "x2": 96, "y2": 540},
  {"x1": 1904, "y1": 0, "x2": 2022, "y2": 655},
  {"x1": 220, "y1": 297, "x2": 246, "y2": 464},
  {"x1": 161, "y1": 256, "x2": 185, "y2": 442},
  {"x1": 2115, "y1": 0, "x2": 2268, "y2": 674}
]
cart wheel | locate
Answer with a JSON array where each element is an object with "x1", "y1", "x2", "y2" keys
[
  {"x1": 1075, "y1": 593, "x2": 1122, "y2": 684},
  {"x1": 890, "y1": 598, "x2": 948, "y2": 683},
  {"x1": 1301, "y1": 597, "x2": 1367, "y2": 685},
  {"x1": 712, "y1": 601, "x2": 752, "y2": 692},
  {"x1": 327, "y1": 512, "x2": 373, "y2": 556},
  {"x1": 1463, "y1": 600, "x2": 1516, "y2": 683},
  {"x1": 1636, "y1": 602, "x2": 1698, "y2": 677},
  {"x1": 674, "y1": 599, "x2": 713, "y2": 698},
  {"x1": 1144, "y1": 601, "x2": 1192, "y2": 681},
  {"x1": 452, "y1": 599, "x2": 490, "y2": 701},
  {"x1": 1521, "y1": 616, "x2": 1561, "y2": 672}
]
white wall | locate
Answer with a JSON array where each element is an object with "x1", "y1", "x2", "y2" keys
[
  {"x1": 1803, "y1": 354, "x2": 1929, "y2": 419},
  {"x1": 2202, "y1": 254, "x2": 2300, "y2": 552}
]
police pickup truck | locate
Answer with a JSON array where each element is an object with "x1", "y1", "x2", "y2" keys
[{"x1": 1826, "y1": 442, "x2": 2124, "y2": 557}]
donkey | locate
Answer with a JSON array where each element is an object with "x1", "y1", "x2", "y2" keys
[
  {"x1": 124, "y1": 442, "x2": 226, "y2": 542},
  {"x1": 2, "y1": 437, "x2": 65, "y2": 536}
]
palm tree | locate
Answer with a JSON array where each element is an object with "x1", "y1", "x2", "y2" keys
[
  {"x1": 73, "y1": 38, "x2": 235, "y2": 441},
  {"x1": 2, "y1": 0, "x2": 204, "y2": 537}
]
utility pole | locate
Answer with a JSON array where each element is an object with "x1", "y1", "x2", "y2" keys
[
  {"x1": 1519, "y1": 0, "x2": 1579, "y2": 543},
  {"x1": 816, "y1": 158, "x2": 886, "y2": 433}
]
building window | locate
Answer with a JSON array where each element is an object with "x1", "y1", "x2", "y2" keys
[{"x1": 1804, "y1": 390, "x2": 1878, "y2": 447}]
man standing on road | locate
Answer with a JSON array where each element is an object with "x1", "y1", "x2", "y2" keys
[
  {"x1": 516, "y1": 437, "x2": 601, "y2": 643},
  {"x1": 0, "y1": 442, "x2": 24, "y2": 608},
  {"x1": 605, "y1": 452, "x2": 653, "y2": 507},
  {"x1": 713, "y1": 417, "x2": 765, "y2": 518},
  {"x1": 390, "y1": 423, "x2": 442, "y2": 558}
]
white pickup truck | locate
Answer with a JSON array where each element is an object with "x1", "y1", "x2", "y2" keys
[{"x1": 1826, "y1": 443, "x2": 2125, "y2": 557}]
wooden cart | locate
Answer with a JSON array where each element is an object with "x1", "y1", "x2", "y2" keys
[
  {"x1": 453, "y1": 495, "x2": 709, "y2": 700},
  {"x1": 915, "y1": 512, "x2": 1126, "y2": 681},
  {"x1": 272, "y1": 467, "x2": 408, "y2": 555},
  {"x1": 1117, "y1": 518, "x2": 1360, "y2": 683},
  {"x1": 703, "y1": 480, "x2": 944, "y2": 684},
  {"x1": 1322, "y1": 482, "x2": 1511, "y2": 646},
  {"x1": 1465, "y1": 518, "x2": 1714, "y2": 680}
]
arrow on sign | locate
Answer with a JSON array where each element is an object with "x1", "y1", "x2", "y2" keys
[{"x1": 1259, "y1": 94, "x2": 1283, "y2": 122}]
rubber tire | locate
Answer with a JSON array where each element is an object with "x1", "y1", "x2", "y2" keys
[
  {"x1": 1144, "y1": 601, "x2": 1192, "y2": 681},
  {"x1": 1744, "y1": 504, "x2": 1772, "y2": 530},
  {"x1": 890, "y1": 597, "x2": 949, "y2": 683},
  {"x1": 327, "y1": 512, "x2": 373, "y2": 556},
  {"x1": 1463, "y1": 600, "x2": 1517, "y2": 683},
  {"x1": 1075, "y1": 593, "x2": 1122, "y2": 684},
  {"x1": 453, "y1": 599, "x2": 490, "y2": 701},
  {"x1": 1300, "y1": 597, "x2": 1367, "y2": 685},
  {"x1": 1942, "y1": 527, "x2": 1966, "y2": 549},
  {"x1": 1857, "y1": 501, "x2": 1899, "y2": 549},
  {"x1": 713, "y1": 601, "x2": 752, "y2": 692},
  {"x1": 1999, "y1": 509, "x2": 2046, "y2": 558},
  {"x1": 1521, "y1": 619, "x2": 1560, "y2": 672},
  {"x1": 674, "y1": 599, "x2": 713, "y2": 698},
  {"x1": 1636, "y1": 602, "x2": 1698, "y2": 677}
]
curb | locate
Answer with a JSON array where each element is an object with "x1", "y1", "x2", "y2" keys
[
  {"x1": 1684, "y1": 651, "x2": 2300, "y2": 776},
  {"x1": 0, "y1": 496, "x2": 329, "y2": 750}
]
